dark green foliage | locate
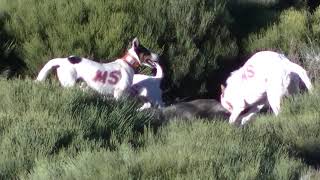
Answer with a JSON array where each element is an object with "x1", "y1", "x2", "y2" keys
[
  {"x1": 245, "y1": 9, "x2": 309, "y2": 59},
  {"x1": 0, "y1": 0, "x2": 238, "y2": 102},
  {"x1": 1, "y1": 0, "x2": 320, "y2": 178},
  {"x1": 0, "y1": 0, "x2": 167, "y2": 73},
  {"x1": 0, "y1": 0, "x2": 318, "y2": 101},
  {"x1": 0, "y1": 11, "x2": 25, "y2": 77},
  {"x1": 231, "y1": 0, "x2": 306, "y2": 8},
  {"x1": 160, "y1": 0, "x2": 238, "y2": 101},
  {"x1": 243, "y1": 6, "x2": 320, "y2": 81}
]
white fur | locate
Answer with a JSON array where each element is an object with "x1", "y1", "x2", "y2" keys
[
  {"x1": 131, "y1": 62, "x2": 164, "y2": 110},
  {"x1": 220, "y1": 51, "x2": 312, "y2": 126},
  {"x1": 36, "y1": 38, "x2": 158, "y2": 100}
]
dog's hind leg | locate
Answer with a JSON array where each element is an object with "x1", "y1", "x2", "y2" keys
[
  {"x1": 266, "y1": 86, "x2": 283, "y2": 116},
  {"x1": 56, "y1": 67, "x2": 77, "y2": 87}
]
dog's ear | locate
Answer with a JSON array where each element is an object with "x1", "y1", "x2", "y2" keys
[
  {"x1": 132, "y1": 37, "x2": 139, "y2": 48},
  {"x1": 220, "y1": 84, "x2": 225, "y2": 93}
]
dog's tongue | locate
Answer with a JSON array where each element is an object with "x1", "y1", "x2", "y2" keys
[{"x1": 151, "y1": 67, "x2": 157, "y2": 76}]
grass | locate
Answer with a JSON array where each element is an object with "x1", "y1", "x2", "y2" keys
[
  {"x1": 0, "y1": 78, "x2": 153, "y2": 179},
  {"x1": 0, "y1": 78, "x2": 319, "y2": 179}
]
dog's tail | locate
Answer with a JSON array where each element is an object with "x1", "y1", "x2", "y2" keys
[
  {"x1": 36, "y1": 58, "x2": 64, "y2": 81},
  {"x1": 154, "y1": 62, "x2": 163, "y2": 79},
  {"x1": 288, "y1": 62, "x2": 313, "y2": 91}
]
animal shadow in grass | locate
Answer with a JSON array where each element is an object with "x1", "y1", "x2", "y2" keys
[
  {"x1": 294, "y1": 141, "x2": 320, "y2": 169},
  {"x1": 0, "y1": 12, "x2": 26, "y2": 78},
  {"x1": 49, "y1": 132, "x2": 75, "y2": 155},
  {"x1": 145, "y1": 99, "x2": 230, "y2": 133}
]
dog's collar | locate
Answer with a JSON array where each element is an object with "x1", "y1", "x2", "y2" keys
[{"x1": 122, "y1": 54, "x2": 140, "y2": 69}]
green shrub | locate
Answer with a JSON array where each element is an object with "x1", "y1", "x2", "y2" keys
[
  {"x1": 0, "y1": 11, "x2": 25, "y2": 77},
  {"x1": 0, "y1": 0, "x2": 237, "y2": 101},
  {"x1": 232, "y1": 0, "x2": 279, "y2": 7},
  {"x1": 292, "y1": 6, "x2": 320, "y2": 81},
  {"x1": 0, "y1": 0, "x2": 167, "y2": 73},
  {"x1": 162, "y1": 0, "x2": 238, "y2": 99},
  {"x1": 245, "y1": 9, "x2": 308, "y2": 60},
  {"x1": 311, "y1": 6, "x2": 320, "y2": 38},
  {"x1": 299, "y1": 40, "x2": 320, "y2": 81},
  {"x1": 244, "y1": 6, "x2": 320, "y2": 82}
]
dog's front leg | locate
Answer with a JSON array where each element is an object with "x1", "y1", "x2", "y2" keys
[
  {"x1": 137, "y1": 102, "x2": 152, "y2": 111},
  {"x1": 239, "y1": 104, "x2": 265, "y2": 126},
  {"x1": 229, "y1": 108, "x2": 244, "y2": 126}
]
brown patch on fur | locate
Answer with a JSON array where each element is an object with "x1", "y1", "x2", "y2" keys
[{"x1": 68, "y1": 56, "x2": 82, "y2": 64}]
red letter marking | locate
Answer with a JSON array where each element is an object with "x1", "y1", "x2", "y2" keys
[
  {"x1": 93, "y1": 70, "x2": 122, "y2": 85},
  {"x1": 108, "y1": 71, "x2": 122, "y2": 85},
  {"x1": 242, "y1": 65, "x2": 255, "y2": 80},
  {"x1": 93, "y1": 70, "x2": 108, "y2": 83}
]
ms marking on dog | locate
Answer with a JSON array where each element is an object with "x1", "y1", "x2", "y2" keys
[
  {"x1": 93, "y1": 70, "x2": 122, "y2": 85},
  {"x1": 242, "y1": 65, "x2": 255, "y2": 80}
]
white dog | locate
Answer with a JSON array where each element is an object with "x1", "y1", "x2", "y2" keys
[
  {"x1": 131, "y1": 61, "x2": 164, "y2": 110},
  {"x1": 36, "y1": 38, "x2": 159, "y2": 99},
  {"x1": 220, "y1": 51, "x2": 312, "y2": 126}
]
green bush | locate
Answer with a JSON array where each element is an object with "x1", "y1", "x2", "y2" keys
[
  {"x1": 0, "y1": 0, "x2": 237, "y2": 101},
  {"x1": 245, "y1": 9, "x2": 308, "y2": 60},
  {"x1": 0, "y1": 11, "x2": 25, "y2": 77},
  {"x1": 231, "y1": 0, "x2": 306, "y2": 9},
  {"x1": 243, "y1": 6, "x2": 320, "y2": 82},
  {"x1": 0, "y1": 0, "x2": 166, "y2": 73},
  {"x1": 311, "y1": 6, "x2": 320, "y2": 38},
  {"x1": 162, "y1": 0, "x2": 238, "y2": 99},
  {"x1": 301, "y1": 7, "x2": 320, "y2": 81},
  {"x1": 291, "y1": 6, "x2": 320, "y2": 81}
]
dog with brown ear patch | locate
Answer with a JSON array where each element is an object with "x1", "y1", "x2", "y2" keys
[{"x1": 36, "y1": 38, "x2": 159, "y2": 99}]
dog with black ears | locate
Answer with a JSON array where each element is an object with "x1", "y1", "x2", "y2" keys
[{"x1": 36, "y1": 38, "x2": 159, "y2": 99}]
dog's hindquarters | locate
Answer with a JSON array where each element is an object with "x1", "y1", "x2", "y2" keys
[
  {"x1": 36, "y1": 58, "x2": 78, "y2": 87},
  {"x1": 36, "y1": 58, "x2": 64, "y2": 82}
]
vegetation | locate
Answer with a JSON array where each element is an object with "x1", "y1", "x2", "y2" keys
[
  {"x1": 0, "y1": 0, "x2": 320, "y2": 179},
  {"x1": 0, "y1": 0, "x2": 237, "y2": 102},
  {"x1": 0, "y1": 79, "x2": 154, "y2": 179},
  {"x1": 0, "y1": 79, "x2": 318, "y2": 179},
  {"x1": 245, "y1": 7, "x2": 320, "y2": 81}
]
